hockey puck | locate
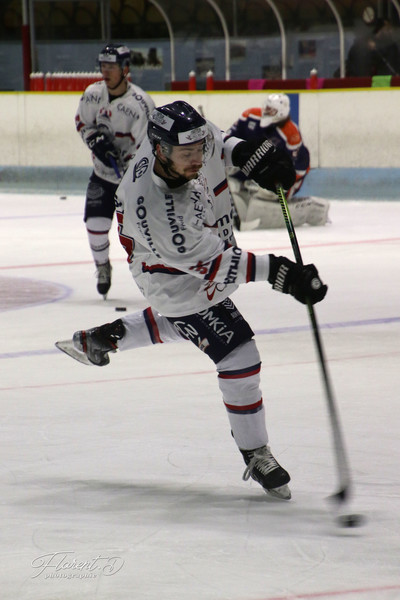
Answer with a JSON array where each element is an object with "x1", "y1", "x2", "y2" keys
[
  {"x1": 59, "y1": 195, "x2": 67, "y2": 200},
  {"x1": 336, "y1": 514, "x2": 365, "y2": 528},
  {"x1": 115, "y1": 306, "x2": 127, "y2": 312}
]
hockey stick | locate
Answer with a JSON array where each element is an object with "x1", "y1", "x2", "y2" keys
[
  {"x1": 108, "y1": 155, "x2": 122, "y2": 179},
  {"x1": 276, "y1": 184, "x2": 352, "y2": 504}
]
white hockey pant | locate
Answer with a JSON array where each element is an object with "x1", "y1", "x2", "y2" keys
[{"x1": 118, "y1": 309, "x2": 268, "y2": 450}]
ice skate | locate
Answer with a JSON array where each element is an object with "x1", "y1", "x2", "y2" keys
[
  {"x1": 73, "y1": 320, "x2": 125, "y2": 366},
  {"x1": 96, "y1": 260, "x2": 112, "y2": 298},
  {"x1": 240, "y1": 445, "x2": 291, "y2": 500},
  {"x1": 56, "y1": 320, "x2": 125, "y2": 366}
]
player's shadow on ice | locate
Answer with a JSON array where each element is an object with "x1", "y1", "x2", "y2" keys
[{"x1": 14, "y1": 477, "x2": 337, "y2": 537}]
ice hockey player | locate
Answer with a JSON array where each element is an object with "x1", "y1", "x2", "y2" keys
[
  {"x1": 75, "y1": 43, "x2": 155, "y2": 298},
  {"x1": 58, "y1": 101, "x2": 328, "y2": 500},
  {"x1": 226, "y1": 93, "x2": 330, "y2": 229}
]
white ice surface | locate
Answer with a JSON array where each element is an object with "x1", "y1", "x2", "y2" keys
[{"x1": 0, "y1": 193, "x2": 399, "y2": 600}]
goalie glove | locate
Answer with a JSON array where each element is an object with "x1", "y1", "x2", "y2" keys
[
  {"x1": 268, "y1": 254, "x2": 328, "y2": 305},
  {"x1": 86, "y1": 130, "x2": 120, "y2": 168},
  {"x1": 231, "y1": 139, "x2": 296, "y2": 192}
]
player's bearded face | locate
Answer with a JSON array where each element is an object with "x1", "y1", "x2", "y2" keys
[
  {"x1": 168, "y1": 142, "x2": 204, "y2": 179},
  {"x1": 101, "y1": 62, "x2": 125, "y2": 89}
]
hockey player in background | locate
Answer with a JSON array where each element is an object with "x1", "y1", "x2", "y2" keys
[
  {"x1": 57, "y1": 101, "x2": 328, "y2": 500},
  {"x1": 75, "y1": 43, "x2": 155, "y2": 298},
  {"x1": 226, "y1": 93, "x2": 330, "y2": 229}
]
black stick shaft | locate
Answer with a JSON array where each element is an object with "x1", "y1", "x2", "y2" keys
[{"x1": 276, "y1": 185, "x2": 351, "y2": 502}]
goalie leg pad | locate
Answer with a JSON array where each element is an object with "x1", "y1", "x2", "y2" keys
[
  {"x1": 288, "y1": 196, "x2": 330, "y2": 226},
  {"x1": 247, "y1": 195, "x2": 330, "y2": 229},
  {"x1": 246, "y1": 197, "x2": 294, "y2": 229},
  {"x1": 227, "y1": 176, "x2": 252, "y2": 223},
  {"x1": 230, "y1": 191, "x2": 249, "y2": 224},
  {"x1": 306, "y1": 196, "x2": 330, "y2": 226}
]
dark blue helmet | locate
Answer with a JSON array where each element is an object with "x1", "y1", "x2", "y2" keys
[
  {"x1": 98, "y1": 43, "x2": 130, "y2": 68},
  {"x1": 148, "y1": 101, "x2": 209, "y2": 150}
]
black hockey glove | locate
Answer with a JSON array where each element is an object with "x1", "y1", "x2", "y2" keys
[
  {"x1": 268, "y1": 254, "x2": 328, "y2": 305},
  {"x1": 87, "y1": 131, "x2": 119, "y2": 168},
  {"x1": 231, "y1": 139, "x2": 296, "y2": 192}
]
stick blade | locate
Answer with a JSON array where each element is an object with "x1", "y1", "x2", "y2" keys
[
  {"x1": 328, "y1": 483, "x2": 352, "y2": 505},
  {"x1": 55, "y1": 339, "x2": 93, "y2": 366}
]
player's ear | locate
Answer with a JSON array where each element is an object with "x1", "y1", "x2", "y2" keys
[{"x1": 156, "y1": 143, "x2": 167, "y2": 161}]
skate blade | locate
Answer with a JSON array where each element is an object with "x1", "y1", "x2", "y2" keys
[
  {"x1": 55, "y1": 339, "x2": 93, "y2": 366},
  {"x1": 265, "y1": 484, "x2": 291, "y2": 500}
]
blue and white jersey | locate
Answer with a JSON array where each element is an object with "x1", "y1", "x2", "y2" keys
[
  {"x1": 115, "y1": 122, "x2": 271, "y2": 317},
  {"x1": 75, "y1": 79, "x2": 155, "y2": 183}
]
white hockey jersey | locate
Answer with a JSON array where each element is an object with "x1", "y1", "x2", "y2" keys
[
  {"x1": 115, "y1": 122, "x2": 271, "y2": 317},
  {"x1": 75, "y1": 79, "x2": 155, "y2": 184}
]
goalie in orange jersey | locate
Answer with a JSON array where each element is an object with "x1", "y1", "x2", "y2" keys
[{"x1": 226, "y1": 93, "x2": 329, "y2": 229}]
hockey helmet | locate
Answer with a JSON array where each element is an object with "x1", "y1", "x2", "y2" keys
[
  {"x1": 98, "y1": 43, "x2": 130, "y2": 68},
  {"x1": 148, "y1": 101, "x2": 214, "y2": 162},
  {"x1": 261, "y1": 93, "x2": 290, "y2": 127}
]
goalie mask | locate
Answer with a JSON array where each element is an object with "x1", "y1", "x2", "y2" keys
[
  {"x1": 148, "y1": 101, "x2": 214, "y2": 166},
  {"x1": 261, "y1": 93, "x2": 290, "y2": 128}
]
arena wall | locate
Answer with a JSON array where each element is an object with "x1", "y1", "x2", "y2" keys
[{"x1": 0, "y1": 89, "x2": 399, "y2": 198}]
